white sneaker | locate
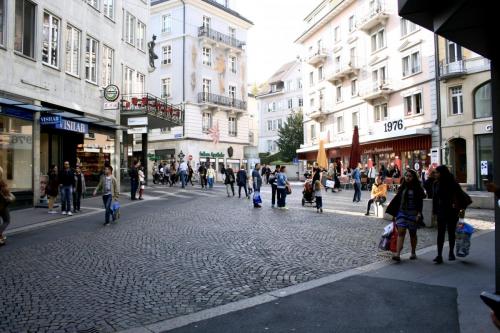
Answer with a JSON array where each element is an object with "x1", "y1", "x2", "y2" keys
[
  {"x1": 62, "y1": 211, "x2": 67, "y2": 215},
  {"x1": 68, "y1": 211, "x2": 73, "y2": 216}
]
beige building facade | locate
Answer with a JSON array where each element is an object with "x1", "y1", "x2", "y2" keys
[{"x1": 437, "y1": 37, "x2": 491, "y2": 189}]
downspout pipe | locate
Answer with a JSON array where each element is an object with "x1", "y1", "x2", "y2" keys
[
  {"x1": 181, "y1": 0, "x2": 186, "y2": 137},
  {"x1": 434, "y1": 33, "x2": 443, "y2": 164}
]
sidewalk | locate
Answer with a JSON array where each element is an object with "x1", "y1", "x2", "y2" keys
[{"x1": 127, "y1": 230, "x2": 496, "y2": 333}]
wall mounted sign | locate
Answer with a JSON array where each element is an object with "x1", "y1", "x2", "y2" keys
[
  {"x1": 40, "y1": 115, "x2": 61, "y2": 125},
  {"x1": 200, "y1": 151, "x2": 224, "y2": 158},
  {"x1": 55, "y1": 119, "x2": 88, "y2": 134},
  {"x1": 104, "y1": 102, "x2": 119, "y2": 110},
  {"x1": 383, "y1": 119, "x2": 404, "y2": 133},
  {"x1": 127, "y1": 117, "x2": 148, "y2": 126},
  {"x1": 127, "y1": 127, "x2": 148, "y2": 134},
  {"x1": 104, "y1": 84, "x2": 120, "y2": 102}
]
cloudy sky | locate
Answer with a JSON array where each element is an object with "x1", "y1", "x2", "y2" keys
[{"x1": 231, "y1": 0, "x2": 317, "y2": 84}]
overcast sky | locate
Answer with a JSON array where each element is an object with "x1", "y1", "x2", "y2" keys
[{"x1": 231, "y1": 0, "x2": 316, "y2": 85}]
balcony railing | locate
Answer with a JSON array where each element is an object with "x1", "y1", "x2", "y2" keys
[
  {"x1": 327, "y1": 58, "x2": 360, "y2": 82},
  {"x1": 357, "y1": 0, "x2": 389, "y2": 32},
  {"x1": 307, "y1": 47, "x2": 328, "y2": 67},
  {"x1": 360, "y1": 80, "x2": 393, "y2": 101},
  {"x1": 198, "y1": 26, "x2": 244, "y2": 50},
  {"x1": 198, "y1": 92, "x2": 247, "y2": 110},
  {"x1": 120, "y1": 93, "x2": 183, "y2": 125},
  {"x1": 440, "y1": 57, "x2": 490, "y2": 79}
]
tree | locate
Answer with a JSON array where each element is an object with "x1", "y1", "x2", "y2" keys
[{"x1": 276, "y1": 112, "x2": 304, "y2": 162}]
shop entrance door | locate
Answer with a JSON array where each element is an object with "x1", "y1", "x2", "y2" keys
[
  {"x1": 449, "y1": 138, "x2": 467, "y2": 183},
  {"x1": 41, "y1": 130, "x2": 83, "y2": 171}
]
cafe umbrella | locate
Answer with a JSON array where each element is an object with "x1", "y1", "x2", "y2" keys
[{"x1": 349, "y1": 125, "x2": 361, "y2": 169}]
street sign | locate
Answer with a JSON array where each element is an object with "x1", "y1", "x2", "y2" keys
[
  {"x1": 104, "y1": 84, "x2": 120, "y2": 102},
  {"x1": 293, "y1": 157, "x2": 299, "y2": 165},
  {"x1": 127, "y1": 117, "x2": 148, "y2": 126},
  {"x1": 127, "y1": 127, "x2": 147, "y2": 134},
  {"x1": 104, "y1": 102, "x2": 119, "y2": 110}
]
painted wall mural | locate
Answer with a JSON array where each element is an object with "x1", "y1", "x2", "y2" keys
[{"x1": 215, "y1": 51, "x2": 226, "y2": 94}]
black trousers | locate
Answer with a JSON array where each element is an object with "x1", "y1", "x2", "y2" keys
[
  {"x1": 131, "y1": 179, "x2": 138, "y2": 199},
  {"x1": 271, "y1": 184, "x2": 277, "y2": 205},
  {"x1": 366, "y1": 197, "x2": 386, "y2": 213},
  {"x1": 238, "y1": 184, "x2": 248, "y2": 197},
  {"x1": 437, "y1": 212, "x2": 459, "y2": 256}
]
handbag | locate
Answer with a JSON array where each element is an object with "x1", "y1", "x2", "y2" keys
[{"x1": 286, "y1": 185, "x2": 292, "y2": 195}]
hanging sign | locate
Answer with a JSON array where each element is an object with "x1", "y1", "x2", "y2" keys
[{"x1": 104, "y1": 84, "x2": 120, "y2": 102}]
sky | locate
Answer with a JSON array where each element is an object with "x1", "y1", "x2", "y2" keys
[{"x1": 231, "y1": 0, "x2": 317, "y2": 85}]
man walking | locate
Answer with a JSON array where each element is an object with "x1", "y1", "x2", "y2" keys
[
  {"x1": 252, "y1": 163, "x2": 262, "y2": 208},
  {"x1": 198, "y1": 162, "x2": 207, "y2": 189},
  {"x1": 236, "y1": 166, "x2": 249, "y2": 199},
  {"x1": 179, "y1": 160, "x2": 188, "y2": 188},
  {"x1": 129, "y1": 161, "x2": 139, "y2": 200},
  {"x1": 59, "y1": 161, "x2": 75, "y2": 215},
  {"x1": 93, "y1": 165, "x2": 119, "y2": 226}
]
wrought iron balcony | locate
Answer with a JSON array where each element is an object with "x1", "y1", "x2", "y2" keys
[
  {"x1": 327, "y1": 58, "x2": 360, "y2": 82},
  {"x1": 198, "y1": 26, "x2": 245, "y2": 50},
  {"x1": 198, "y1": 92, "x2": 247, "y2": 111},
  {"x1": 120, "y1": 93, "x2": 183, "y2": 126},
  {"x1": 439, "y1": 58, "x2": 490, "y2": 80}
]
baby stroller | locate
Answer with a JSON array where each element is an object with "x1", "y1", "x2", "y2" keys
[{"x1": 302, "y1": 174, "x2": 316, "y2": 206}]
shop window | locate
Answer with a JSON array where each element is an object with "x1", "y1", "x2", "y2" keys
[
  {"x1": 0, "y1": 114, "x2": 33, "y2": 191},
  {"x1": 14, "y1": 0, "x2": 36, "y2": 58},
  {"x1": 474, "y1": 81, "x2": 492, "y2": 119},
  {"x1": 450, "y1": 86, "x2": 463, "y2": 115},
  {"x1": 475, "y1": 134, "x2": 493, "y2": 190}
]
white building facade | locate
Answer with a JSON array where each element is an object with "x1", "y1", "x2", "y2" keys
[
  {"x1": 0, "y1": 0, "x2": 150, "y2": 207},
  {"x1": 296, "y1": 0, "x2": 439, "y2": 174},
  {"x1": 256, "y1": 60, "x2": 302, "y2": 154},
  {"x1": 148, "y1": 0, "x2": 252, "y2": 173}
]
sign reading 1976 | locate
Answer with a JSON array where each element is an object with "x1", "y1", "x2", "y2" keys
[
  {"x1": 384, "y1": 119, "x2": 404, "y2": 132},
  {"x1": 104, "y1": 84, "x2": 120, "y2": 102}
]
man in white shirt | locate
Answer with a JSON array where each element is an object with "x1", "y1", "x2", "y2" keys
[{"x1": 179, "y1": 160, "x2": 188, "y2": 188}]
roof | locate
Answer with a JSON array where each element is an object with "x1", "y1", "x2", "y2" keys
[
  {"x1": 266, "y1": 61, "x2": 299, "y2": 85},
  {"x1": 151, "y1": 0, "x2": 254, "y2": 25}
]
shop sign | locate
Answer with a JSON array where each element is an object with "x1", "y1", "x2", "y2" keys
[
  {"x1": 40, "y1": 115, "x2": 61, "y2": 125},
  {"x1": 127, "y1": 117, "x2": 148, "y2": 126},
  {"x1": 362, "y1": 147, "x2": 394, "y2": 154},
  {"x1": 104, "y1": 84, "x2": 120, "y2": 102},
  {"x1": 383, "y1": 119, "x2": 404, "y2": 133},
  {"x1": 200, "y1": 151, "x2": 225, "y2": 158},
  {"x1": 127, "y1": 127, "x2": 148, "y2": 134},
  {"x1": 55, "y1": 119, "x2": 88, "y2": 134},
  {"x1": 0, "y1": 133, "x2": 32, "y2": 150},
  {"x1": 430, "y1": 148, "x2": 439, "y2": 166},
  {"x1": 104, "y1": 102, "x2": 119, "y2": 110}
]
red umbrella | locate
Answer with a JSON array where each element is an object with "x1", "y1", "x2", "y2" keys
[{"x1": 349, "y1": 125, "x2": 361, "y2": 169}]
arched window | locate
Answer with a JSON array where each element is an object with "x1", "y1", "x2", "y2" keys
[{"x1": 474, "y1": 81, "x2": 492, "y2": 119}]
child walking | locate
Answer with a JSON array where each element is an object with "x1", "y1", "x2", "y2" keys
[{"x1": 314, "y1": 180, "x2": 323, "y2": 213}]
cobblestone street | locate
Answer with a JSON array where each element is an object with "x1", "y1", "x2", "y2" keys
[{"x1": 0, "y1": 184, "x2": 494, "y2": 333}]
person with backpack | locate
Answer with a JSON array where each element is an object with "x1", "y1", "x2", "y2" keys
[
  {"x1": 224, "y1": 165, "x2": 235, "y2": 197},
  {"x1": 432, "y1": 165, "x2": 472, "y2": 264}
]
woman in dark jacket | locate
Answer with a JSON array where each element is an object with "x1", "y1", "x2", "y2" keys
[
  {"x1": 386, "y1": 169, "x2": 426, "y2": 262},
  {"x1": 224, "y1": 165, "x2": 235, "y2": 197},
  {"x1": 432, "y1": 165, "x2": 471, "y2": 264},
  {"x1": 47, "y1": 165, "x2": 59, "y2": 213}
]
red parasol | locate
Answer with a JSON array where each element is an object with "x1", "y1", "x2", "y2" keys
[{"x1": 349, "y1": 125, "x2": 361, "y2": 169}]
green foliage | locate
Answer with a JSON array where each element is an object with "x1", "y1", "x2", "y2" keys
[
  {"x1": 276, "y1": 112, "x2": 304, "y2": 162},
  {"x1": 260, "y1": 152, "x2": 282, "y2": 165}
]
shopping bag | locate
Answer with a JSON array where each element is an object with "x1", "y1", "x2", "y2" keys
[
  {"x1": 378, "y1": 223, "x2": 394, "y2": 251},
  {"x1": 456, "y1": 218, "x2": 474, "y2": 257},
  {"x1": 253, "y1": 191, "x2": 262, "y2": 205},
  {"x1": 111, "y1": 200, "x2": 121, "y2": 220},
  {"x1": 325, "y1": 180, "x2": 335, "y2": 188},
  {"x1": 389, "y1": 222, "x2": 398, "y2": 252}
]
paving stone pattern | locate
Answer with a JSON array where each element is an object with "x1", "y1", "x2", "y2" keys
[{"x1": 0, "y1": 185, "x2": 493, "y2": 332}]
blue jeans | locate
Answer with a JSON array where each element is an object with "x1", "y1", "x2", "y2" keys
[
  {"x1": 60, "y1": 185, "x2": 72, "y2": 212},
  {"x1": 180, "y1": 171, "x2": 187, "y2": 188},
  {"x1": 102, "y1": 194, "x2": 113, "y2": 224},
  {"x1": 208, "y1": 177, "x2": 214, "y2": 188},
  {"x1": 353, "y1": 182, "x2": 361, "y2": 202},
  {"x1": 277, "y1": 188, "x2": 287, "y2": 207}
]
